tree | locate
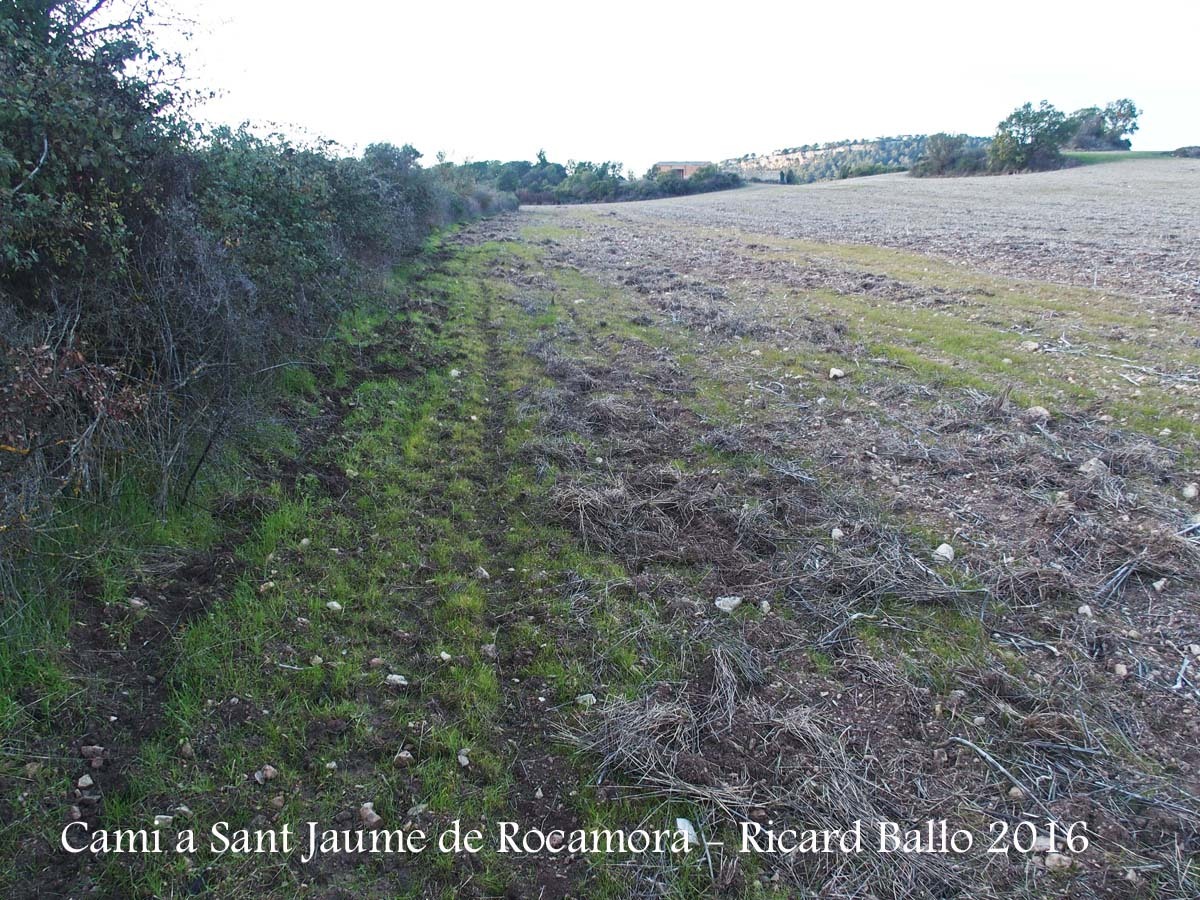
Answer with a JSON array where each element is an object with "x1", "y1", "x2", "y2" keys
[
  {"x1": 1066, "y1": 99, "x2": 1140, "y2": 150},
  {"x1": 988, "y1": 101, "x2": 1073, "y2": 173},
  {"x1": 910, "y1": 133, "x2": 988, "y2": 177}
]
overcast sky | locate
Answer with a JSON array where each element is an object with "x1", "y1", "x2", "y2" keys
[{"x1": 166, "y1": 0, "x2": 1199, "y2": 174}]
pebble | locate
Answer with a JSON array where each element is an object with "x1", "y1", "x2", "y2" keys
[
  {"x1": 1045, "y1": 852, "x2": 1074, "y2": 871},
  {"x1": 385, "y1": 673, "x2": 409, "y2": 688},
  {"x1": 1152, "y1": 578, "x2": 1168, "y2": 593},
  {"x1": 1183, "y1": 483, "x2": 1199, "y2": 501},
  {"x1": 933, "y1": 543, "x2": 955, "y2": 564},
  {"x1": 439, "y1": 651, "x2": 452, "y2": 662},
  {"x1": 326, "y1": 601, "x2": 343, "y2": 612},
  {"x1": 359, "y1": 802, "x2": 382, "y2": 829},
  {"x1": 575, "y1": 693, "x2": 597, "y2": 707},
  {"x1": 1114, "y1": 663, "x2": 1129, "y2": 678},
  {"x1": 830, "y1": 527, "x2": 845, "y2": 541},
  {"x1": 474, "y1": 566, "x2": 490, "y2": 581},
  {"x1": 393, "y1": 750, "x2": 414, "y2": 767},
  {"x1": 368, "y1": 657, "x2": 385, "y2": 668},
  {"x1": 270, "y1": 794, "x2": 286, "y2": 809},
  {"x1": 481, "y1": 643, "x2": 498, "y2": 660},
  {"x1": 77, "y1": 775, "x2": 94, "y2": 789},
  {"x1": 1078, "y1": 457, "x2": 1109, "y2": 478},
  {"x1": 254, "y1": 764, "x2": 278, "y2": 784},
  {"x1": 714, "y1": 595, "x2": 743, "y2": 613},
  {"x1": 299, "y1": 538, "x2": 311, "y2": 549},
  {"x1": 1018, "y1": 340, "x2": 1040, "y2": 352},
  {"x1": 828, "y1": 367, "x2": 845, "y2": 380},
  {"x1": 153, "y1": 815, "x2": 173, "y2": 828},
  {"x1": 80, "y1": 745, "x2": 104, "y2": 759},
  {"x1": 1077, "y1": 604, "x2": 1093, "y2": 617},
  {"x1": 310, "y1": 655, "x2": 323, "y2": 666},
  {"x1": 1024, "y1": 405, "x2": 1051, "y2": 423},
  {"x1": 258, "y1": 581, "x2": 276, "y2": 594},
  {"x1": 457, "y1": 749, "x2": 471, "y2": 768},
  {"x1": 1007, "y1": 786, "x2": 1026, "y2": 801},
  {"x1": 759, "y1": 600, "x2": 771, "y2": 614}
]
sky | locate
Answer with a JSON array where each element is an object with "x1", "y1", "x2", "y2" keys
[{"x1": 162, "y1": 0, "x2": 1200, "y2": 174}]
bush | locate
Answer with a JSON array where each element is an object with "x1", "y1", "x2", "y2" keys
[
  {"x1": 988, "y1": 101, "x2": 1074, "y2": 173},
  {"x1": 910, "y1": 134, "x2": 989, "y2": 177},
  {"x1": 0, "y1": 0, "x2": 514, "y2": 577}
]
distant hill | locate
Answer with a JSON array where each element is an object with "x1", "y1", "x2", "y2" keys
[{"x1": 722, "y1": 135, "x2": 989, "y2": 183}]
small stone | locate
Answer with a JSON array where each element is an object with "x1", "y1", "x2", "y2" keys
[
  {"x1": 575, "y1": 693, "x2": 597, "y2": 707},
  {"x1": 258, "y1": 581, "x2": 276, "y2": 594},
  {"x1": 1045, "y1": 852, "x2": 1074, "y2": 871},
  {"x1": 260, "y1": 764, "x2": 279, "y2": 782},
  {"x1": 480, "y1": 643, "x2": 498, "y2": 660},
  {"x1": 80, "y1": 745, "x2": 104, "y2": 759},
  {"x1": 299, "y1": 538, "x2": 311, "y2": 549},
  {"x1": 759, "y1": 600, "x2": 771, "y2": 615},
  {"x1": 180, "y1": 742, "x2": 195, "y2": 759},
  {"x1": 77, "y1": 775, "x2": 94, "y2": 789},
  {"x1": 457, "y1": 749, "x2": 471, "y2": 768},
  {"x1": 1007, "y1": 786, "x2": 1026, "y2": 801},
  {"x1": 69, "y1": 805, "x2": 82, "y2": 821},
  {"x1": 1151, "y1": 578, "x2": 1167, "y2": 593},
  {"x1": 310, "y1": 655, "x2": 323, "y2": 666},
  {"x1": 1078, "y1": 457, "x2": 1109, "y2": 478},
  {"x1": 675, "y1": 817, "x2": 699, "y2": 850},
  {"x1": 450, "y1": 369, "x2": 461, "y2": 378},
  {"x1": 270, "y1": 794, "x2": 285, "y2": 809},
  {"x1": 933, "y1": 543, "x2": 955, "y2": 564},
  {"x1": 326, "y1": 601, "x2": 343, "y2": 612},
  {"x1": 385, "y1": 673, "x2": 409, "y2": 688},
  {"x1": 1077, "y1": 604, "x2": 1093, "y2": 617},
  {"x1": 23, "y1": 762, "x2": 41, "y2": 777},
  {"x1": 1113, "y1": 663, "x2": 1129, "y2": 678},
  {"x1": 368, "y1": 657, "x2": 385, "y2": 668},
  {"x1": 1183, "y1": 482, "x2": 1199, "y2": 501},
  {"x1": 153, "y1": 815, "x2": 173, "y2": 828},
  {"x1": 1024, "y1": 405, "x2": 1051, "y2": 423},
  {"x1": 714, "y1": 595, "x2": 742, "y2": 613},
  {"x1": 1018, "y1": 340, "x2": 1040, "y2": 352},
  {"x1": 438, "y1": 651, "x2": 452, "y2": 662},
  {"x1": 393, "y1": 750, "x2": 414, "y2": 767},
  {"x1": 830, "y1": 527, "x2": 845, "y2": 541},
  {"x1": 474, "y1": 566, "x2": 490, "y2": 581},
  {"x1": 828, "y1": 367, "x2": 845, "y2": 380},
  {"x1": 128, "y1": 597, "x2": 148, "y2": 610},
  {"x1": 1189, "y1": 644, "x2": 1200, "y2": 659},
  {"x1": 972, "y1": 716, "x2": 986, "y2": 726},
  {"x1": 359, "y1": 802, "x2": 383, "y2": 829},
  {"x1": 325, "y1": 761, "x2": 338, "y2": 771}
]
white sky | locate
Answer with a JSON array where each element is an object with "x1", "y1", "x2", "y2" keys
[{"x1": 165, "y1": 0, "x2": 1200, "y2": 174}]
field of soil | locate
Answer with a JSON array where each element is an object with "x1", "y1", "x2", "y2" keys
[{"x1": 7, "y1": 159, "x2": 1199, "y2": 899}]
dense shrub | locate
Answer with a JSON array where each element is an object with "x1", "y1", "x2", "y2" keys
[
  {"x1": 0, "y1": 0, "x2": 514, "y2": 576},
  {"x1": 1173, "y1": 146, "x2": 1200, "y2": 159},
  {"x1": 1064, "y1": 100, "x2": 1140, "y2": 151},
  {"x1": 909, "y1": 133, "x2": 989, "y2": 177}
]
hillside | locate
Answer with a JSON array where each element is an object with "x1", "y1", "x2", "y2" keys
[{"x1": 723, "y1": 135, "x2": 990, "y2": 182}]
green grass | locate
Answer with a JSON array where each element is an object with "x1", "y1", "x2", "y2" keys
[{"x1": 1063, "y1": 150, "x2": 1172, "y2": 165}]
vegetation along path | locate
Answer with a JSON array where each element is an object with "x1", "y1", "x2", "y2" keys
[{"x1": 6, "y1": 168, "x2": 1200, "y2": 898}]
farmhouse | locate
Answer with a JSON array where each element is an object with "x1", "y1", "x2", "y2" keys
[{"x1": 652, "y1": 160, "x2": 712, "y2": 178}]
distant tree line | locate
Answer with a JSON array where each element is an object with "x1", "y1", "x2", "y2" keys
[
  {"x1": 912, "y1": 99, "x2": 1141, "y2": 176},
  {"x1": 464, "y1": 155, "x2": 742, "y2": 204}
]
